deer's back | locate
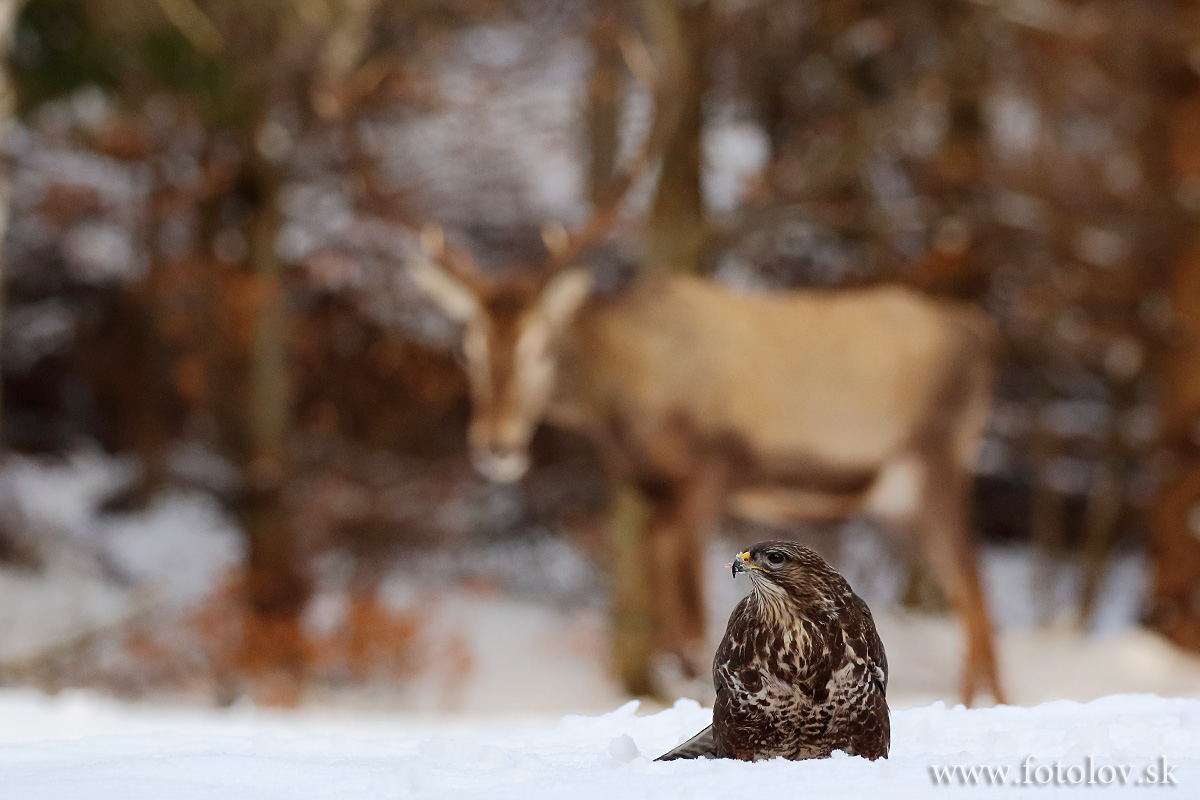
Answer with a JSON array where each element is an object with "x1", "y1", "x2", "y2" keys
[{"x1": 561, "y1": 276, "x2": 986, "y2": 471}]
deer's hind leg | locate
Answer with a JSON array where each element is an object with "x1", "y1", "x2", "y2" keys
[
  {"x1": 868, "y1": 446, "x2": 1003, "y2": 706},
  {"x1": 899, "y1": 333, "x2": 1004, "y2": 706},
  {"x1": 906, "y1": 452, "x2": 1004, "y2": 706}
]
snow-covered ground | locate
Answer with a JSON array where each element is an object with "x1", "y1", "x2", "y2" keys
[
  {"x1": 2, "y1": 454, "x2": 1200, "y2": 796},
  {"x1": 1, "y1": 690, "x2": 1197, "y2": 798}
]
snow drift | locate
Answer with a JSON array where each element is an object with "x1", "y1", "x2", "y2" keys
[{"x1": 1, "y1": 691, "x2": 1197, "y2": 799}]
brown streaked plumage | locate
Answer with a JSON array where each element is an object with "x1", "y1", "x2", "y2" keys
[{"x1": 657, "y1": 541, "x2": 889, "y2": 762}]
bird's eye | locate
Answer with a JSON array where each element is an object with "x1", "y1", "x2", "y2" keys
[{"x1": 766, "y1": 551, "x2": 785, "y2": 566}]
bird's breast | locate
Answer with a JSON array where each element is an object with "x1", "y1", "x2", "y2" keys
[{"x1": 718, "y1": 616, "x2": 824, "y2": 711}]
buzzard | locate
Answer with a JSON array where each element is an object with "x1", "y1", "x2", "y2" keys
[{"x1": 656, "y1": 540, "x2": 889, "y2": 762}]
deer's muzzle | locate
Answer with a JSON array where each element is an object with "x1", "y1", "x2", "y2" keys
[{"x1": 471, "y1": 442, "x2": 530, "y2": 483}]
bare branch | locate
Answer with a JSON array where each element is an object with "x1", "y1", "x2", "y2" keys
[{"x1": 549, "y1": 27, "x2": 684, "y2": 268}]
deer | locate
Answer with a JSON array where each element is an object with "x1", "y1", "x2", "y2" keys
[
  {"x1": 407, "y1": 210, "x2": 1005, "y2": 705},
  {"x1": 401, "y1": 30, "x2": 1003, "y2": 706}
]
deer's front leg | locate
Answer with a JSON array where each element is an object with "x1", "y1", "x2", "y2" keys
[{"x1": 644, "y1": 457, "x2": 728, "y2": 679}]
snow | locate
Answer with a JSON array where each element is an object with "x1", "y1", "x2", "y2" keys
[
  {"x1": 2, "y1": 454, "x2": 1199, "y2": 796},
  {"x1": 0, "y1": 452, "x2": 243, "y2": 665},
  {"x1": 0, "y1": 691, "x2": 1197, "y2": 798}
]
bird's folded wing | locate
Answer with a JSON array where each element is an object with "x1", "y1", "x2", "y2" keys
[{"x1": 655, "y1": 724, "x2": 718, "y2": 761}]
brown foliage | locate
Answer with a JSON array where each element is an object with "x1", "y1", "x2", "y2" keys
[{"x1": 191, "y1": 570, "x2": 423, "y2": 706}]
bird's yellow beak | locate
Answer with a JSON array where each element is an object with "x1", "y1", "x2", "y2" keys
[{"x1": 731, "y1": 550, "x2": 767, "y2": 575}]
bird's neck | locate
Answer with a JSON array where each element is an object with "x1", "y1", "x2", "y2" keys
[
  {"x1": 744, "y1": 591, "x2": 838, "y2": 673},
  {"x1": 750, "y1": 584, "x2": 836, "y2": 632}
]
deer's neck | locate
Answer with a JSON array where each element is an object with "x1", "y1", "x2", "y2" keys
[{"x1": 544, "y1": 306, "x2": 605, "y2": 430}]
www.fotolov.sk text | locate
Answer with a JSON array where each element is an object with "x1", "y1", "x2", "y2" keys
[{"x1": 930, "y1": 755, "x2": 1179, "y2": 787}]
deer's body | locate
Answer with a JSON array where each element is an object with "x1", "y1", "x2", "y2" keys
[
  {"x1": 555, "y1": 276, "x2": 983, "y2": 482},
  {"x1": 411, "y1": 250, "x2": 1004, "y2": 704}
]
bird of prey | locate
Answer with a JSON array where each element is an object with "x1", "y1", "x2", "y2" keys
[{"x1": 656, "y1": 540, "x2": 889, "y2": 762}]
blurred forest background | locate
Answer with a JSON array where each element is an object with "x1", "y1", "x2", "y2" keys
[{"x1": 1, "y1": 0, "x2": 1200, "y2": 711}]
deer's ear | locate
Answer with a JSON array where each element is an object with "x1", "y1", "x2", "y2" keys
[
  {"x1": 409, "y1": 258, "x2": 481, "y2": 322},
  {"x1": 539, "y1": 268, "x2": 592, "y2": 326}
]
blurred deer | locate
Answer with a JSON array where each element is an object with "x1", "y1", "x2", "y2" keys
[
  {"x1": 403, "y1": 22, "x2": 1002, "y2": 703},
  {"x1": 408, "y1": 208, "x2": 1004, "y2": 704}
]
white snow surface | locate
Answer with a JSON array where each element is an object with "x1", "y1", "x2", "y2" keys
[
  {"x1": 2, "y1": 452, "x2": 1200, "y2": 796},
  {"x1": 0, "y1": 451, "x2": 243, "y2": 665},
  {"x1": 1, "y1": 691, "x2": 1197, "y2": 798}
]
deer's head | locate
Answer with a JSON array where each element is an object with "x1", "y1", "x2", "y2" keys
[
  {"x1": 410, "y1": 227, "x2": 593, "y2": 482},
  {"x1": 405, "y1": 29, "x2": 667, "y2": 482}
]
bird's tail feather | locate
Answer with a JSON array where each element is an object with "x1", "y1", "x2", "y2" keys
[{"x1": 655, "y1": 725, "x2": 718, "y2": 761}]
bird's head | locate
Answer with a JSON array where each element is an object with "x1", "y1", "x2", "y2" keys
[{"x1": 729, "y1": 540, "x2": 845, "y2": 613}]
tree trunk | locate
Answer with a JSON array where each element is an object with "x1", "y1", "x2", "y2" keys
[
  {"x1": 607, "y1": 0, "x2": 711, "y2": 697},
  {"x1": 244, "y1": 135, "x2": 299, "y2": 610},
  {"x1": 642, "y1": 0, "x2": 709, "y2": 275},
  {"x1": 582, "y1": 2, "x2": 660, "y2": 697},
  {"x1": 1147, "y1": 20, "x2": 1200, "y2": 650},
  {"x1": 0, "y1": 0, "x2": 25, "y2": 560},
  {"x1": 0, "y1": 0, "x2": 25, "y2": 433},
  {"x1": 236, "y1": 131, "x2": 308, "y2": 700},
  {"x1": 586, "y1": 3, "x2": 626, "y2": 207},
  {"x1": 909, "y1": 0, "x2": 987, "y2": 296},
  {"x1": 1149, "y1": 233, "x2": 1200, "y2": 650},
  {"x1": 607, "y1": 482, "x2": 655, "y2": 696}
]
